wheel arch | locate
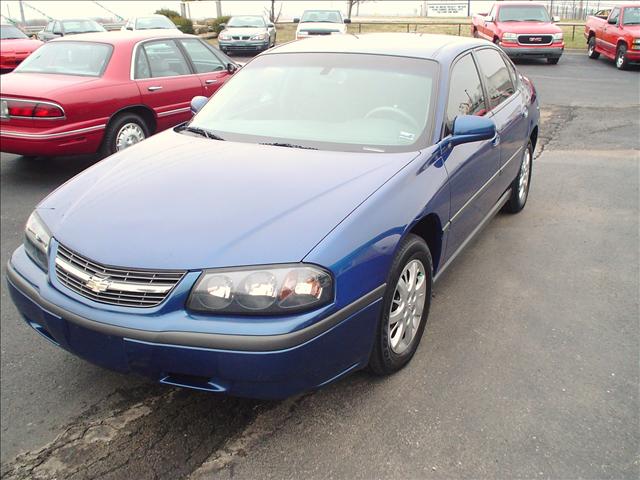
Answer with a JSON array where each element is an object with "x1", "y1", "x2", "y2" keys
[
  {"x1": 107, "y1": 104, "x2": 158, "y2": 135},
  {"x1": 406, "y1": 213, "x2": 444, "y2": 275},
  {"x1": 530, "y1": 125, "x2": 539, "y2": 152}
]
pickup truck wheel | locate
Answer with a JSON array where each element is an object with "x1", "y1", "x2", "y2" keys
[
  {"x1": 588, "y1": 37, "x2": 600, "y2": 59},
  {"x1": 369, "y1": 234, "x2": 432, "y2": 375},
  {"x1": 616, "y1": 44, "x2": 629, "y2": 70},
  {"x1": 472, "y1": 28, "x2": 479, "y2": 38},
  {"x1": 547, "y1": 57, "x2": 560, "y2": 65},
  {"x1": 504, "y1": 141, "x2": 533, "y2": 214},
  {"x1": 100, "y1": 113, "x2": 149, "y2": 157}
]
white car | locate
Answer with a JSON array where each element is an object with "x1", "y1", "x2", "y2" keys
[
  {"x1": 293, "y1": 10, "x2": 351, "y2": 40},
  {"x1": 121, "y1": 15, "x2": 180, "y2": 32}
]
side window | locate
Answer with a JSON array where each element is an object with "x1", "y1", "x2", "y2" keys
[
  {"x1": 45, "y1": 22, "x2": 53, "y2": 32},
  {"x1": 475, "y1": 49, "x2": 516, "y2": 110},
  {"x1": 445, "y1": 54, "x2": 488, "y2": 135},
  {"x1": 609, "y1": 8, "x2": 620, "y2": 25},
  {"x1": 179, "y1": 39, "x2": 225, "y2": 74},
  {"x1": 501, "y1": 53, "x2": 520, "y2": 89},
  {"x1": 142, "y1": 40, "x2": 191, "y2": 78},
  {"x1": 134, "y1": 48, "x2": 151, "y2": 79}
]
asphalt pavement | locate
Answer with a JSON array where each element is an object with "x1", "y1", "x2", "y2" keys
[{"x1": 1, "y1": 52, "x2": 638, "y2": 479}]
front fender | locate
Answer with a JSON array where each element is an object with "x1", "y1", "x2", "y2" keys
[{"x1": 304, "y1": 145, "x2": 449, "y2": 309}]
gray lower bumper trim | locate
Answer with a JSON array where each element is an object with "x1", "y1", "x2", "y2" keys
[
  {"x1": 502, "y1": 47, "x2": 564, "y2": 57},
  {"x1": 7, "y1": 262, "x2": 385, "y2": 352}
]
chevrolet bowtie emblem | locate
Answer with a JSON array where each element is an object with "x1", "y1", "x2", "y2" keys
[{"x1": 85, "y1": 275, "x2": 111, "y2": 293}]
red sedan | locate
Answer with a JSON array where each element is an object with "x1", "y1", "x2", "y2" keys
[
  {"x1": 0, "y1": 24, "x2": 43, "y2": 73},
  {"x1": 0, "y1": 31, "x2": 237, "y2": 157}
]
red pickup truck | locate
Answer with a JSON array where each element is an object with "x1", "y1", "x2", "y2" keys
[
  {"x1": 584, "y1": 5, "x2": 640, "y2": 70},
  {"x1": 472, "y1": 2, "x2": 564, "y2": 64}
]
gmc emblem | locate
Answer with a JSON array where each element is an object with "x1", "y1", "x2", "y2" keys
[{"x1": 529, "y1": 37, "x2": 543, "y2": 42}]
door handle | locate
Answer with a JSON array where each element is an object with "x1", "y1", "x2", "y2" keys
[
  {"x1": 205, "y1": 79, "x2": 219, "y2": 85},
  {"x1": 522, "y1": 108, "x2": 529, "y2": 119},
  {"x1": 147, "y1": 86, "x2": 162, "y2": 91}
]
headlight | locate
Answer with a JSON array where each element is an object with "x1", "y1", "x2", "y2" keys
[
  {"x1": 187, "y1": 264, "x2": 333, "y2": 314},
  {"x1": 24, "y1": 211, "x2": 51, "y2": 271},
  {"x1": 218, "y1": 33, "x2": 231, "y2": 41},
  {"x1": 250, "y1": 33, "x2": 267, "y2": 40},
  {"x1": 502, "y1": 32, "x2": 518, "y2": 41},
  {"x1": 553, "y1": 32, "x2": 564, "y2": 41}
]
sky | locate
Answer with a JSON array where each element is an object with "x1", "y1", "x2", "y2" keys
[{"x1": 1, "y1": 0, "x2": 634, "y2": 23}]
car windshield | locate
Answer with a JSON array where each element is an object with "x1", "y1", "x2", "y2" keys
[
  {"x1": 498, "y1": 6, "x2": 551, "y2": 22},
  {"x1": 1, "y1": 25, "x2": 28, "y2": 39},
  {"x1": 301, "y1": 11, "x2": 343, "y2": 23},
  {"x1": 61, "y1": 19, "x2": 106, "y2": 34},
  {"x1": 623, "y1": 7, "x2": 640, "y2": 25},
  {"x1": 227, "y1": 16, "x2": 265, "y2": 28},
  {"x1": 189, "y1": 53, "x2": 437, "y2": 153},
  {"x1": 136, "y1": 16, "x2": 176, "y2": 29},
  {"x1": 14, "y1": 41, "x2": 112, "y2": 76}
]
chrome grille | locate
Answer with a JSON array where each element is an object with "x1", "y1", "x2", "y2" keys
[{"x1": 55, "y1": 244, "x2": 185, "y2": 308}]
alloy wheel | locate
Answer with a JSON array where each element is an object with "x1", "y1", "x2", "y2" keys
[
  {"x1": 115, "y1": 122, "x2": 146, "y2": 151},
  {"x1": 518, "y1": 147, "x2": 532, "y2": 203},
  {"x1": 389, "y1": 259, "x2": 427, "y2": 355}
]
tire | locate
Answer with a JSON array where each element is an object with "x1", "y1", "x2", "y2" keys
[
  {"x1": 369, "y1": 234, "x2": 433, "y2": 375},
  {"x1": 587, "y1": 36, "x2": 600, "y2": 59},
  {"x1": 473, "y1": 28, "x2": 479, "y2": 38},
  {"x1": 504, "y1": 141, "x2": 533, "y2": 214},
  {"x1": 100, "y1": 112, "x2": 149, "y2": 157},
  {"x1": 616, "y1": 44, "x2": 629, "y2": 70},
  {"x1": 547, "y1": 57, "x2": 560, "y2": 65}
]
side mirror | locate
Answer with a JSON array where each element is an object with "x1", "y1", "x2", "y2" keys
[
  {"x1": 126, "y1": 26, "x2": 133, "y2": 30},
  {"x1": 607, "y1": 17, "x2": 617, "y2": 25},
  {"x1": 447, "y1": 115, "x2": 496, "y2": 148},
  {"x1": 53, "y1": 31, "x2": 62, "y2": 36},
  {"x1": 219, "y1": 23, "x2": 226, "y2": 29},
  {"x1": 268, "y1": 22, "x2": 275, "y2": 28},
  {"x1": 227, "y1": 62, "x2": 238, "y2": 74},
  {"x1": 344, "y1": 18, "x2": 351, "y2": 24},
  {"x1": 552, "y1": 15, "x2": 560, "y2": 22},
  {"x1": 293, "y1": 18, "x2": 300, "y2": 23},
  {"x1": 190, "y1": 96, "x2": 208, "y2": 115},
  {"x1": 485, "y1": 16, "x2": 494, "y2": 23}
]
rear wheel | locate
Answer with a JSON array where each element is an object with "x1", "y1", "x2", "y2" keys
[
  {"x1": 616, "y1": 44, "x2": 629, "y2": 70},
  {"x1": 587, "y1": 36, "x2": 600, "y2": 59},
  {"x1": 473, "y1": 28, "x2": 479, "y2": 38},
  {"x1": 100, "y1": 113, "x2": 149, "y2": 157},
  {"x1": 369, "y1": 234, "x2": 432, "y2": 375},
  {"x1": 504, "y1": 141, "x2": 533, "y2": 214},
  {"x1": 547, "y1": 57, "x2": 560, "y2": 65}
]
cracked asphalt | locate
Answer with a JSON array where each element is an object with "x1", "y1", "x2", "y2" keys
[{"x1": 1, "y1": 52, "x2": 638, "y2": 479}]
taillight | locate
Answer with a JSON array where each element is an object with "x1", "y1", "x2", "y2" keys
[{"x1": 6, "y1": 100, "x2": 64, "y2": 118}]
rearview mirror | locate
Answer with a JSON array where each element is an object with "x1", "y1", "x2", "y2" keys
[
  {"x1": 344, "y1": 18, "x2": 352, "y2": 24},
  {"x1": 552, "y1": 15, "x2": 560, "y2": 22},
  {"x1": 447, "y1": 115, "x2": 496, "y2": 148},
  {"x1": 293, "y1": 18, "x2": 300, "y2": 23},
  {"x1": 190, "y1": 96, "x2": 208, "y2": 115},
  {"x1": 485, "y1": 16, "x2": 494, "y2": 23}
]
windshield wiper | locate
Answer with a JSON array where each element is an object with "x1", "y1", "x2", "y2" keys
[
  {"x1": 260, "y1": 142, "x2": 317, "y2": 150},
  {"x1": 184, "y1": 126, "x2": 225, "y2": 141}
]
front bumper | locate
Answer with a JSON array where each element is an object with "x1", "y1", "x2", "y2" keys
[
  {"x1": 626, "y1": 48, "x2": 640, "y2": 61},
  {"x1": 6, "y1": 246, "x2": 383, "y2": 399},
  {"x1": 500, "y1": 45, "x2": 564, "y2": 59},
  {"x1": 218, "y1": 41, "x2": 269, "y2": 53}
]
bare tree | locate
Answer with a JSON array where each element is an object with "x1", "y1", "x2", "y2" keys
[
  {"x1": 346, "y1": 0, "x2": 367, "y2": 19},
  {"x1": 265, "y1": 0, "x2": 283, "y2": 23}
]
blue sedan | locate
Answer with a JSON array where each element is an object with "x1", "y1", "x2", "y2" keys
[{"x1": 7, "y1": 34, "x2": 539, "y2": 399}]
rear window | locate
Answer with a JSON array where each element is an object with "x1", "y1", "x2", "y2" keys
[
  {"x1": 14, "y1": 42, "x2": 112, "y2": 76},
  {"x1": 136, "y1": 16, "x2": 176, "y2": 30},
  {"x1": 61, "y1": 19, "x2": 105, "y2": 34}
]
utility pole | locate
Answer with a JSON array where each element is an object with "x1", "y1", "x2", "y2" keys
[
  {"x1": 467, "y1": 0, "x2": 471, "y2": 17},
  {"x1": 19, "y1": 0, "x2": 26, "y2": 24},
  {"x1": 216, "y1": 0, "x2": 222, "y2": 18}
]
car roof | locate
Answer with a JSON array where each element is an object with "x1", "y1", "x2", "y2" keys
[
  {"x1": 48, "y1": 30, "x2": 195, "y2": 45},
  {"x1": 268, "y1": 33, "x2": 489, "y2": 61}
]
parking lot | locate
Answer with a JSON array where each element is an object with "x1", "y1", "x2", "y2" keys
[{"x1": 1, "y1": 52, "x2": 638, "y2": 479}]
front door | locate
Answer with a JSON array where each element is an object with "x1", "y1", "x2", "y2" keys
[
  {"x1": 177, "y1": 38, "x2": 232, "y2": 97},
  {"x1": 133, "y1": 39, "x2": 204, "y2": 130}
]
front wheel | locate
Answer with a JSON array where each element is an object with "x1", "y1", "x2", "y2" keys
[
  {"x1": 587, "y1": 36, "x2": 600, "y2": 59},
  {"x1": 504, "y1": 141, "x2": 533, "y2": 214},
  {"x1": 369, "y1": 234, "x2": 432, "y2": 375},
  {"x1": 616, "y1": 44, "x2": 629, "y2": 70},
  {"x1": 100, "y1": 113, "x2": 149, "y2": 157}
]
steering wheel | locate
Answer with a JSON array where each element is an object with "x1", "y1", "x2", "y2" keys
[{"x1": 364, "y1": 106, "x2": 419, "y2": 131}]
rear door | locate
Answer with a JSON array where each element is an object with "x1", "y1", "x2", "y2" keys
[
  {"x1": 442, "y1": 52, "x2": 500, "y2": 259},
  {"x1": 474, "y1": 48, "x2": 527, "y2": 193},
  {"x1": 176, "y1": 38, "x2": 231, "y2": 97},
  {"x1": 133, "y1": 38, "x2": 203, "y2": 130}
]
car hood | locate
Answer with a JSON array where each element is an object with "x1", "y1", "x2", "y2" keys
[
  {"x1": 0, "y1": 38, "x2": 43, "y2": 53},
  {"x1": 496, "y1": 21, "x2": 562, "y2": 34},
  {"x1": 222, "y1": 27, "x2": 267, "y2": 36},
  {"x1": 297, "y1": 22, "x2": 346, "y2": 32},
  {"x1": 0, "y1": 72, "x2": 101, "y2": 99},
  {"x1": 38, "y1": 129, "x2": 420, "y2": 270}
]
